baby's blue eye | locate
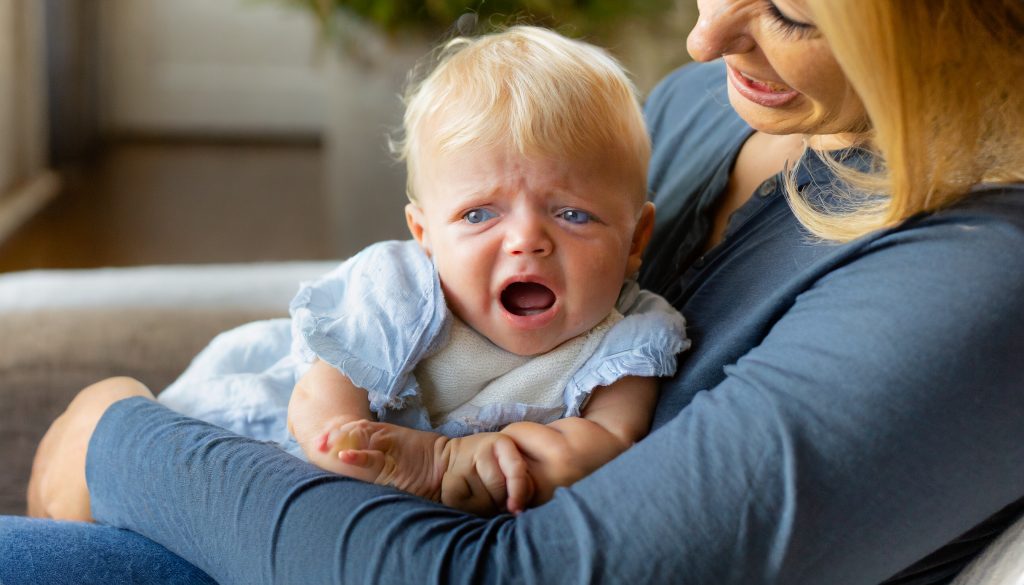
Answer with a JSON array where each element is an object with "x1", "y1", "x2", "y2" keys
[
  {"x1": 463, "y1": 208, "x2": 496, "y2": 224},
  {"x1": 559, "y1": 209, "x2": 592, "y2": 224}
]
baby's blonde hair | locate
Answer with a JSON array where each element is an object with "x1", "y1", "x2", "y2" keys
[{"x1": 392, "y1": 26, "x2": 650, "y2": 204}]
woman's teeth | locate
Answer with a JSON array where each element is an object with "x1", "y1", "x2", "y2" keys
[{"x1": 739, "y1": 71, "x2": 788, "y2": 93}]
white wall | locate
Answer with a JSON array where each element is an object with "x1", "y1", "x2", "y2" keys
[
  {"x1": 98, "y1": 0, "x2": 327, "y2": 136},
  {"x1": 0, "y1": 0, "x2": 47, "y2": 195},
  {"x1": 0, "y1": 0, "x2": 55, "y2": 244},
  {"x1": 0, "y1": 0, "x2": 16, "y2": 194}
]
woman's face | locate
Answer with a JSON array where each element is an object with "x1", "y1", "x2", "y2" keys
[{"x1": 687, "y1": 0, "x2": 867, "y2": 139}]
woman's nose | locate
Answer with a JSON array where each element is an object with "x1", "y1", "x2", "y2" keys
[
  {"x1": 686, "y1": 0, "x2": 757, "y2": 61},
  {"x1": 502, "y1": 214, "x2": 553, "y2": 257}
]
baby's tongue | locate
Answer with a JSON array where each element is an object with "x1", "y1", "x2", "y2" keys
[{"x1": 501, "y1": 282, "x2": 555, "y2": 316}]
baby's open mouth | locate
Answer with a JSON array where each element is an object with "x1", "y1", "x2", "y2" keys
[{"x1": 500, "y1": 282, "x2": 556, "y2": 316}]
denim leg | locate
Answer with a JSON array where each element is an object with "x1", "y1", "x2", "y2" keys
[{"x1": 0, "y1": 516, "x2": 217, "y2": 585}]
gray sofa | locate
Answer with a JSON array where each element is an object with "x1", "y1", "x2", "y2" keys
[
  {"x1": 0, "y1": 262, "x2": 1021, "y2": 584},
  {"x1": 0, "y1": 261, "x2": 336, "y2": 516}
]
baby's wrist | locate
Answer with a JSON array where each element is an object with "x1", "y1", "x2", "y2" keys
[
  {"x1": 423, "y1": 433, "x2": 452, "y2": 501},
  {"x1": 438, "y1": 435, "x2": 458, "y2": 476}
]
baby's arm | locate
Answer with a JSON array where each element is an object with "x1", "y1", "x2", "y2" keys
[
  {"x1": 287, "y1": 359, "x2": 451, "y2": 499},
  {"x1": 287, "y1": 358, "x2": 374, "y2": 469},
  {"x1": 437, "y1": 432, "x2": 534, "y2": 515},
  {"x1": 435, "y1": 376, "x2": 656, "y2": 513},
  {"x1": 499, "y1": 375, "x2": 658, "y2": 505},
  {"x1": 289, "y1": 359, "x2": 535, "y2": 512}
]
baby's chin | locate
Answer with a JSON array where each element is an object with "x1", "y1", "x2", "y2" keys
[
  {"x1": 452, "y1": 292, "x2": 604, "y2": 356},
  {"x1": 488, "y1": 319, "x2": 597, "y2": 357},
  {"x1": 473, "y1": 317, "x2": 564, "y2": 357},
  {"x1": 494, "y1": 337, "x2": 565, "y2": 358}
]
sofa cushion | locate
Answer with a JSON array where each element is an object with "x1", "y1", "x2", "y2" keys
[
  {"x1": 0, "y1": 309, "x2": 288, "y2": 514},
  {"x1": 0, "y1": 308, "x2": 284, "y2": 515},
  {"x1": 0, "y1": 260, "x2": 337, "y2": 515}
]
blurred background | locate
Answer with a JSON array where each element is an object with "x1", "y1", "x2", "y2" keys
[{"x1": 0, "y1": 0, "x2": 697, "y2": 273}]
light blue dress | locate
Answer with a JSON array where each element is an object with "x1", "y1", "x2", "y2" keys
[{"x1": 158, "y1": 240, "x2": 689, "y2": 457}]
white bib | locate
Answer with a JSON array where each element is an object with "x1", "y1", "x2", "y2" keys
[{"x1": 414, "y1": 311, "x2": 623, "y2": 428}]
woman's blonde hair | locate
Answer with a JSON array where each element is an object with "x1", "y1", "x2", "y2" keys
[
  {"x1": 792, "y1": 0, "x2": 1024, "y2": 241},
  {"x1": 392, "y1": 26, "x2": 650, "y2": 203}
]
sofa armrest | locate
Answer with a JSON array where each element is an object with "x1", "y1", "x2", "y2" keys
[
  {"x1": 0, "y1": 307, "x2": 279, "y2": 515},
  {"x1": 0, "y1": 261, "x2": 337, "y2": 515}
]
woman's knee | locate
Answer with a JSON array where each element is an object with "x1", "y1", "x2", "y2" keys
[
  {"x1": 76, "y1": 377, "x2": 155, "y2": 407},
  {"x1": 27, "y1": 378, "x2": 155, "y2": 520}
]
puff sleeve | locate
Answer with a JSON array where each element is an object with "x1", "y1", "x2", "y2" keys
[{"x1": 288, "y1": 240, "x2": 450, "y2": 413}]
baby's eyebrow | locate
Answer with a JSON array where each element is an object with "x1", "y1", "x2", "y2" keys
[
  {"x1": 446, "y1": 192, "x2": 492, "y2": 207},
  {"x1": 446, "y1": 183, "x2": 505, "y2": 204},
  {"x1": 547, "y1": 189, "x2": 601, "y2": 206}
]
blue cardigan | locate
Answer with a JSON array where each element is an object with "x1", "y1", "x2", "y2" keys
[{"x1": 86, "y1": 61, "x2": 1024, "y2": 585}]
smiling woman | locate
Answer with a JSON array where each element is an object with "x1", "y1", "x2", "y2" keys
[
  {"x1": 687, "y1": 0, "x2": 867, "y2": 143},
  {"x1": 10, "y1": 1, "x2": 1024, "y2": 584},
  {"x1": 688, "y1": 0, "x2": 1024, "y2": 241},
  {"x1": 793, "y1": 0, "x2": 1024, "y2": 239}
]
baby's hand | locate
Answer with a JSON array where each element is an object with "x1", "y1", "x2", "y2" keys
[
  {"x1": 315, "y1": 419, "x2": 449, "y2": 501},
  {"x1": 441, "y1": 433, "x2": 535, "y2": 516}
]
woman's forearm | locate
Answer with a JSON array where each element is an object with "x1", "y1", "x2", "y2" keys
[{"x1": 87, "y1": 399, "x2": 504, "y2": 585}]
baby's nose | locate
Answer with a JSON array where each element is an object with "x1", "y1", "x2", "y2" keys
[{"x1": 502, "y1": 216, "x2": 552, "y2": 256}]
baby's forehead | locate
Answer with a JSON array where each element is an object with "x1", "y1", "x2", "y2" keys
[
  {"x1": 421, "y1": 138, "x2": 642, "y2": 179},
  {"x1": 416, "y1": 151, "x2": 646, "y2": 212}
]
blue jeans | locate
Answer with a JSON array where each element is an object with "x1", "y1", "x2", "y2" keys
[{"x1": 0, "y1": 516, "x2": 216, "y2": 585}]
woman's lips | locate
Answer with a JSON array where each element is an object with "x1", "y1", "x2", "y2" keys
[{"x1": 727, "y1": 64, "x2": 800, "y2": 108}]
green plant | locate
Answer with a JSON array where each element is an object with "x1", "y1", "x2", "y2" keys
[{"x1": 276, "y1": 0, "x2": 674, "y2": 39}]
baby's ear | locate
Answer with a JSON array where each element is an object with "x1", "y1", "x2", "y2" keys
[
  {"x1": 625, "y1": 202, "x2": 655, "y2": 277},
  {"x1": 405, "y1": 203, "x2": 431, "y2": 256}
]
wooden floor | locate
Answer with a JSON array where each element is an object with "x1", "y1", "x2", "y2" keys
[{"x1": 0, "y1": 141, "x2": 337, "y2": 273}]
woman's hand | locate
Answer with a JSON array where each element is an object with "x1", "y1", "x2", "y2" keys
[{"x1": 27, "y1": 377, "x2": 155, "y2": 521}]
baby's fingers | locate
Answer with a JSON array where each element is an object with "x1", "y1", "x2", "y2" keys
[
  {"x1": 330, "y1": 448, "x2": 388, "y2": 486},
  {"x1": 339, "y1": 449, "x2": 383, "y2": 469},
  {"x1": 494, "y1": 438, "x2": 533, "y2": 514},
  {"x1": 317, "y1": 419, "x2": 382, "y2": 456},
  {"x1": 474, "y1": 442, "x2": 509, "y2": 512}
]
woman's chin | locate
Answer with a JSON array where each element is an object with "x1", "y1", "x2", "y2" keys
[{"x1": 728, "y1": 91, "x2": 806, "y2": 135}]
